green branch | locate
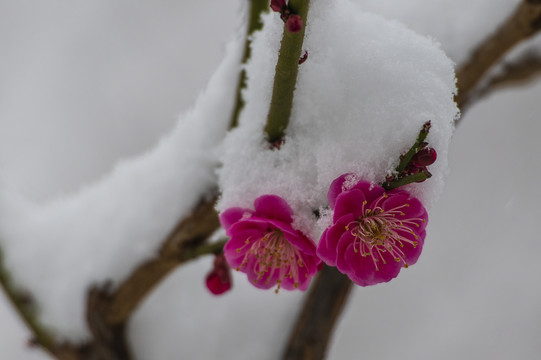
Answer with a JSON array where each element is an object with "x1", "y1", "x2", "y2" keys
[
  {"x1": 381, "y1": 121, "x2": 432, "y2": 191},
  {"x1": 395, "y1": 121, "x2": 431, "y2": 173},
  {"x1": 382, "y1": 172, "x2": 431, "y2": 191},
  {"x1": 264, "y1": 0, "x2": 311, "y2": 144}
]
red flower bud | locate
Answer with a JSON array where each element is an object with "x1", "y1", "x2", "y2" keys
[
  {"x1": 270, "y1": 0, "x2": 286, "y2": 13},
  {"x1": 298, "y1": 50, "x2": 308, "y2": 64},
  {"x1": 286, "y1": 14, "x2": 303, "y2": 33},
  {"x1": 205, "y1": 254, "x2": 232, "y2": 295},
  {"x1": 412, "y1": 147, "x2": 437, "y2": 167}
]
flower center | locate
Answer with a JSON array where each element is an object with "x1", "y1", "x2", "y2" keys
[
  {"x1": 345, "y1": 197, "x2": 423, "y2": 271},
  {"x1": 237, "y1": 229, "x2": 304, "y2": 293}
]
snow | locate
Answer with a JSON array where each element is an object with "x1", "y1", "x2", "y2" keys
[
  {"x1": 0, "y1": 25, "x2": 243, "y2": 339},
  {"x1": 217, "y1": 0, "x2": 457, "y2": 241},
  {"x1": 1, "y1": 0, "x2": 541, "y2": 359}
]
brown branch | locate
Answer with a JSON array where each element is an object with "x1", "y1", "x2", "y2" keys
[
  {"x1": 455, "y1": 0, "x2": 541, "y2": 111},
  {"x1": 477, "y1": 52, "x2": 541, "y2": 98},
  {"x1": 43, "y1": 195, "x2": 221, "y2": 360},
  {"x1": 104, "y1": 195, "x2": 220, "y2": 325},
  {"x1": 0, "y1": 248, "x2": 59, "y2": 358},
  {"x1": 282, "y1": 266, "x2": 353, "y2": 360}
]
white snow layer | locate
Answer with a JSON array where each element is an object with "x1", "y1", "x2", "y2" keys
[
  {"x1": 217, "y1": 0, "x2": 458, "y2": 241},
  {"x1": 0, "y1": 38, "x2": 242, "y2": 339}
]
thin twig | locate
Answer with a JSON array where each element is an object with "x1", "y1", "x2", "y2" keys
[
  {"x1": 0, "y1": 248, "x2": 57, "y2": 357},
  {"x1": 455, "y1": 0, "x2": 541, "y2": 112}
]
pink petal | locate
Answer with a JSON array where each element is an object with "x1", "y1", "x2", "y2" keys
[
  {"x1": 228, "y1": 216, "x2": 270, "y2": 231},
  {"x1": 335, "y1": 232, "x2": 357, "y2": 274},
  {"x1": 219, "y1": 207, "x2": 250, "y2": 232},
  {"x1": 327, "y1": 174, "x2": 350, "y2": 209},
  {"x1": 351, "y1": 181, "x2": 384, "y2": 204},
  {"x1": 400, "y1": 229, "x2": 425, "y2": 265},
  {"x1": 345, "y1": 247, "x2": 402, "y2": 286},
  {"x1": 266, "y1": 219, "x2": 317, "y2": 256},
  {"x1": 333, "y1": 189, "x2": 366, "y2": 221},
  {"x1": 317, "y1": 214, "x2": 354, "y2": 266},
  {"x1": 253, "y1": 194, "x2": 294, "y2": 223}
]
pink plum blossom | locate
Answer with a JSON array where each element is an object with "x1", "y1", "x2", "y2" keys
[
  {"x1": 318, "y1": 174, "x2": 428, "y2": 286},
  {"x1": 220, "y1": 195, "x2": 320, "y2": 293}
]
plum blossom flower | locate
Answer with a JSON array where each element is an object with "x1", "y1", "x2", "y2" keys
[
  {"x1": 220, "y1": 195, "x2": 320, "y2": 293},
  {"x1": 317, "y1": 174, "x2": 428, "y2": 286}
]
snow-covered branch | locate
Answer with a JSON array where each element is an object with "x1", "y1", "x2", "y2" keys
[{"x1": 3, "y1": 1, "x2": 541, "y2": 360}]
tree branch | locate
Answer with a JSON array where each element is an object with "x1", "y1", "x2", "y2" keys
[
  {"x1": 455, "y1": 0, "x2": 541, "y2": 112},
  {"x1": 282, "y1": 266, "x2": 353, "y2": 360},
  {"x1": 477, "y1": 51, "x2": 541, "y2": 98},
  {"x1": 55, "y1": 195, "x2": 222, "y2": 360},
  {"x1": 104, "y1": 195, "x2": 220, "y2": 326},
  {"x1": 0, "y1": 248, "x2": 58, "y2": 358}
]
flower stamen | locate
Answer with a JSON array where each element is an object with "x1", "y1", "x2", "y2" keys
[
  {"x1": 345, "y1": 194, "x2": 423, "y2": 270},
  {"x1": 237, "y1": 229, "x2": 305, "y2": 293}
]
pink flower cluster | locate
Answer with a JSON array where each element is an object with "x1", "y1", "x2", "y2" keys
[{"x1": 218, "y1": 174, "x2": 428, "y2": 292}]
